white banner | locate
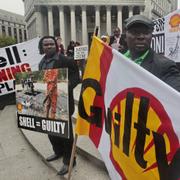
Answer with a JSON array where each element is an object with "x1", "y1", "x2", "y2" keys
[
  {"x1": 100, "y1": 48, "x2": 180, "y2": 180},
  {"x1": 164, "y1": 9, "x2": 180, "y2": 61},
  {"x1": 152, "y1": 17, "x2": 165, "y2": 54},
  {"x1": 0, "y1": 37, "x2": 42, "y2": 96},
  {"x1": 152, "y1": 9, "x2": 180, "y2": 62},
  {"x1": 76, "y1": 36, "x2": 180, "y2": 180}
]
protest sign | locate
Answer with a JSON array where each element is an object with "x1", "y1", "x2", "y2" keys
[
  {"x1": 152, "y1": 9, "x2": 180, "y2": 61},
  {"x1": 76, "y1": 36, "x2": 180, "y2": 180},
  {"x1": 16, "y1": 68, "x2": 70, "y2": 138},
  {"x1": 0, "y1": 37, "x2": 42, "y2": 96},
  {"x1": 74, "y1": 45, "x2": 88, "y2": 60}
]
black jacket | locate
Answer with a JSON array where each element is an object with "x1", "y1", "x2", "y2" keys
[
  {"x1": 39, "y1": 53, "x2": 80, "y2": 115},
  {"x1": 141, "y1": 49, "x2": 180, "y2": 92}
]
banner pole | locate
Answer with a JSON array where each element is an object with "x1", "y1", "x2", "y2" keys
[
  {"x1": 94, "y1": 26, "x2": 99, "y2": 37},
  {"x1": 67, "y1": 133, "x2": 78, "y2": 180}
]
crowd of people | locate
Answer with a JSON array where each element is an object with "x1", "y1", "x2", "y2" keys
[
  {"x1": 54, "y1": 26, "x2": 128, "y2": 81},
  {"x1": 55, "y1": 37, "x2": 85, "y2": 80}
]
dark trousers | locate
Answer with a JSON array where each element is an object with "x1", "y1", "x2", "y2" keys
[{"x1": 48, "y1": 116, "x2": 74, "y2": 165}]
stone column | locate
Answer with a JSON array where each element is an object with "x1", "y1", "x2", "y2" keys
[
  {"x1": 5, "y1": 22, "x2": 8, "y2": 36},
  {"x1": 47, "y1": 6, "x2": 54, "y2": 36},
  {"x1": 11, "y1": 23, "x2": 14, "y2": 39},
  {"x1": 58, "y1": 6, "x2": 65, "y2": 47},
  {"x1": 35, "y1": 5, "x2": 43, "y2": 37},
  {"x1": 117, "y1": 6, "x2": 122, "y2": 31},
  {"x1": 95, "y1": 6, "x2": 100, "y2": 36},
  {"x1": 129, "y1": 6, "x2": 133, "y2": 18},
  {"x1": 70, "y1": 6, "x2": 76, "y2": 41},
  {"x1": 16, "y1": 26, "x2": 20, "y2": 43},
  {"x1": 22, "y1": 27, "x2": 25, "y2": 42},
  {"x1": 0, "y1": 22, "x2": 2, "y2": 36},
  {"x1": 81, "y1": 5, "x2": 87, "y2": 45},
  {"x1": 144, "y1": 0, "x2": 152, "y2": 18},
  {"x1": 106, "y1": 6, "x2": 111, "y2": 36},
  {"x1": 140, "y1": 6, "x2": 144, "y2": 15}
]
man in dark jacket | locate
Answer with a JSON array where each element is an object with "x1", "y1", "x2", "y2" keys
[
  {"x1": 124, "y1": 15, "x2": 180, "y2": 180},
  {"x1": 109, "y1": 27, "x2": 127, "y2": 53},
  {"x1": 38, "y1": 36, "x2": 80, "y2": 175},
  {"x1": 124, "y1": 15, "x2": 180, "y2": 92}
]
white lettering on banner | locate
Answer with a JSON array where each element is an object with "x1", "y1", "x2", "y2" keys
[
  {"x1": 19, "y1": 116, "x2": 35, "y2": 128},
  {"x1": 153, "y1": 18, "x2": 165, "y2": 34},
  {"x1": 42, "y1": 119, "x2": 66, "y2": 134},
  {"x1": 0, "y1": 37, "x2": 42, "y2": 96},
  {"x1": 151, "y1": 34, "x2": 165, "y2": 54},
  {"x1": 152, "y1": 17, "x2": 165, "y2": 54},
  {"x1": 74, "y1": 45, "x2": 88, "y2": 60}
]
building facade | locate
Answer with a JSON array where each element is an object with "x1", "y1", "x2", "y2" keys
[
  {"x1": 0, "y1": 9, "x2": 27, "y2": 43},
  {"x1": 23, "y1": 0, "x2": 176, "y2": 48},
  {"x1": 171, "y1": 0, "x2": 178, "y2": 11}
]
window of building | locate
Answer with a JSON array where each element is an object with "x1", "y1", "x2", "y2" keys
[
  {"x1": 2, "y1": 26, "x2": 5, "y2": 35},
  {"x1": 8, "y1": 27, "x2": 11, "y2": 36},
  {"x1": 133, "y1": 6, "x2": 140, "y2": 15},
  {"x1": 19, "y1": 29, "x2": 22, "y2": 42},
  {"x1": 24, "y1": 30, "x2": 27, "y2": 40},
  {"x1": 14, "y1": 28, "x2": 17, "y2": 41}
]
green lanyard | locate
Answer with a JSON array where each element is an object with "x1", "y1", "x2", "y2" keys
[{"x1": 124, "y1": 50, "x2": 149, "y2": 65}]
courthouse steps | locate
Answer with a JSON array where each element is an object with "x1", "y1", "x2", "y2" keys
[
  {"x1": 21, "y1": 127, "x2": 109, "y2": 179},
  {"x1": 0, "y1": 106, "x2": 61, "y2": 180},
  {"x1": 0, "y1": 104, "x2": 109, "y2": 179}
]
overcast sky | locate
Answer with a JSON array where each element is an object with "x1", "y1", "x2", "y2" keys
[
  {"x1": 0, "y1": 0, "x2": 24, "y2": 15},
  {"x1": 0, "y1": 0, "x2": 179, "y2": 16}
]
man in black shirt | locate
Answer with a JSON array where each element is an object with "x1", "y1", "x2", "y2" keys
[
  {"x1": 124, "y1": 15, "x2": 180, "y2": 180},
  {"x1": 38, "y1": 36, "x2": 80, "y2": 175},
  {"x1": 124, "y1": 15, "x2": 180, "y2": 92}
]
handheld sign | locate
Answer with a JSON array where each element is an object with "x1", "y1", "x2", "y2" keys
[
  {"x1": 0, "y1": 37, "x2": 41, "y2": 96},
  {"x1": 16, "y1": 68, "x2": 70, "y2": 138},
  {"x1": 74, "y1": 45, "x2": 88, "y2": 60}
]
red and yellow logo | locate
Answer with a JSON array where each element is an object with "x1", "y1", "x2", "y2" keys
[
  {"x1": 169, "y1": 14, "x2": 180, "y2": 28},
  {"x1": 17, "y1": 103, "x2": 23, "y2": 112},
  {"x1": 108, "y1": 88, "x2": 179, "y2": 180}
]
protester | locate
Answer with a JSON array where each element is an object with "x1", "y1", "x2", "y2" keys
[
  {"x1": 56, "y1": 36, "x2": 65, "y2": 55},
  {"x1": 109, "y1": 27, "x2": 127, "y2": 53},
  {"x1": 101, "y1": 35, "x2": 109, "y2": 44},
  {"x1": 124, "y1": 14, "x2": 180, "y2": 92},
  {"x1": 66, "y1": 40, "x2": 75, "y2": 57},
  {"x1": 124, "y1": 15, "x2": 180, "y2": 180},
  {"x1": 38, "y1": 36, "x2": 80, "y2": 175}
]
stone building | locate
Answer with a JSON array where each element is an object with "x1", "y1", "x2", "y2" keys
[
  {"x1": 171, "y1": 0, "x2": 178, "y2": 11},
  {"x1": 0, "y1": 9, "x2": 27, "y2": 43},
  {"x1": 23, "y1": 0, "x2": 177, "y2": 48}
]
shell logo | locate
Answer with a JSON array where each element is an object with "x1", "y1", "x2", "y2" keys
[
  {"x1": 108, "y1": 88, "x2": 180, "y2": 180},
  {"x1": 169, "y1": 14, "x2": 180, "y2": 28},
  {"x1": 17, "y1": 103, "x2": 23, "y2": 112}
]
